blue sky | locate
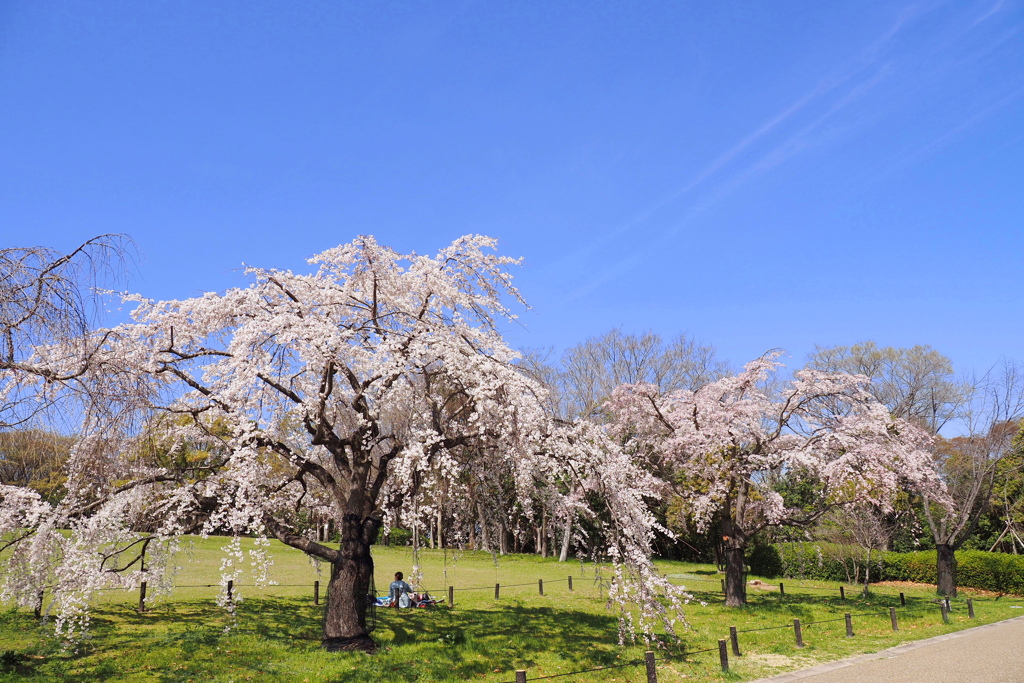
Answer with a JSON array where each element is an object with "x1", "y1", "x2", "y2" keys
[{"x1": 1, "y1": 1, "x2": 1022, "y2": 373}]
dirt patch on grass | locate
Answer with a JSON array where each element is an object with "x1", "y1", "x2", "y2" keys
[
  {"x1": 748, "y1": 579, "x2": 778, "y2": 591},
  {"x1": 745, "y1": 653, "x2": 816, "y2": 669}
]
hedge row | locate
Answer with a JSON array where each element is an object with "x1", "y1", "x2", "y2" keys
[{"x1": 748, "y1": 542, "x2": 1024, "y2": 594}]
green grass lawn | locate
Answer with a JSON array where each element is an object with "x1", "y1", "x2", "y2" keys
[{"x1": 2, "y1": 536, "x2": 1022, "y2": 682}]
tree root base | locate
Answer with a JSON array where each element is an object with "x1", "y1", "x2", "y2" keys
[{"x1": 323, "y1": 635, "x2": 378, "y2": 653}]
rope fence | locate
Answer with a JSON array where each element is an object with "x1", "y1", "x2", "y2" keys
[
  {"x1": 38, "y1": 571, "x2": 994, "y2": 612},
  {"x1": 26, "y1": 569, "x2": 1004, "y2": 683},
  {"x1": 502, "y1": 599, "x2": 971, "y2": 682}
]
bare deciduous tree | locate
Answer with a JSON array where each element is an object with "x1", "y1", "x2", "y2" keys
[
  {"x1": 806, "y1": 341, "x2": 969, "y2": 433},
  {"x1": 559, "y1": 328, "x2": 728, "y2": 421},
  {"x1": 922, "y1": 361, "x2": 1024, "y2": 596}
]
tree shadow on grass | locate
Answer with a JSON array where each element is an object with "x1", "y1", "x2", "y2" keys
[{"x1": 1, "y1": 585, "x2": 962, "y2": 683}]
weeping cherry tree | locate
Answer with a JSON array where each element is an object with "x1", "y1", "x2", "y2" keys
[{"x1": 0, "y1": 235, "x2": 684, "y2": 650}]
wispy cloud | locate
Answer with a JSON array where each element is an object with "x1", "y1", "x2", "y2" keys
[{"x1": 560, "y1": 0, "x2": 1020, "y2": 304}]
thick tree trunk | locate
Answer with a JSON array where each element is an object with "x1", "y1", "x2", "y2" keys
[
  {"x1": 723, "y1": 543, "x2": 747, "y2": 606},
  {"x1": 322, "y1": 514, "x2": 381, "y2": 652},
  {"x1": 936, "y1": 543, "x2": 957, "y2": 598},
  {"x1": 720, "y1": 516, "x2": 747, "y2": 607}
]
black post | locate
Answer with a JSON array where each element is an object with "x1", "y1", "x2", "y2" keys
[
  {"x1": 968, "y1": 598, "x2": 975, "y2": 619},
  {"x1": 227, "y1": 580, "x2": 234, "y2": 604},
  {"x1": 840, "y1": 585, "x2": 846, "y2": 600},
  {"x1": 845, "y1": 612, "x2": 854, "y2": 637},
  {"x1": 515, "y1": 670, "x2": 527, "y2": 683},
  {"x1": 314, "y1": 580, "x2": 319, "y2": 605},
  {"x1": 721, "y1": 578, "x2": 726, "y2": 593},
  {"x1": 495, "y1": 583, "x2": 500, "y2": 600},
  {"x1": 138, "y1": 581, "x2": 147, "y2": 613},
  {"x1": 730, "y1": 626, "x2": 741, "y2": 656},
  {"x1": 779, "y1": 582, "x2": 785, "y2": 597},
  {"x1": 449, "y1": 585, "x2": 454, "y2": 608},
  {"x1": 889, "y1": 607, "x2": 898, "y2": 631},
  {"x1": 538, "y1": 578, "x2": 544, "y2": 596},
  {"x1": 34, "y1": 590, "x2": 43, "y2": 618},
  {"x1": 793, "y1": 618, "x2": 804, "y2": 648},
  {"x1": 568, "y1": 575, "x2": 573, "y2": 591},
  {"x1": 718, "y1": 639, "x2": 729, "y2": 672},
  {"x1": 941, "y1": 602, "x2": 949, "y2": 623},
  {"x1": 899, "y1": 592, "x2": 906, "y2": 607},
  {"x1": 644, "y1": 650, "x2": 658, "y2": 683},
  {"x1": 944, "y1": 597, "x2": 951, "y2": 612}
]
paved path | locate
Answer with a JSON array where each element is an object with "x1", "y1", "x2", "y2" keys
[{"x1": 749, "y1": 615, "x2": 1024, "y2": 682}]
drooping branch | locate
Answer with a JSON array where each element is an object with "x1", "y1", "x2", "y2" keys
[{"x1": 263, "y1": 514, "x2": 340, "y2": 563}]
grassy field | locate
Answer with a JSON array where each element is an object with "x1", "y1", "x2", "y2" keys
[{"x1": 2, "y1": 536, "x2": 1022, "y2": 682}]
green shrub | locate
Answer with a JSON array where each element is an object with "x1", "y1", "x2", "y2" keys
[
  {"x1": 382, "y1": 527, "x2": 412, "y2": 546},
  {"x1": 885, "y1": 550, "x2": 934, "y2": 584},
  {"x1": 957, "y1": 551, "x2": 1024, "y2": 594},
  {"x1": 773, "y1": 544, "x2": 1024, "y2": 594},
  {"x1": 774, "y1": 542, "x2": 885, "y2": 582},
  {"x1": 747, "y1": 543, "x2": 783, "y2": 578}
]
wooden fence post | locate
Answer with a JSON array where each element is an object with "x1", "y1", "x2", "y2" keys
[
  {"x1": 779, "y1": 582, "x2": 785, "y2": 596},
  {"x1": 845, "y1": 612, "x2": 854, "y2": 638},
  {"x1": 227, "y1": 580, "x2": 234, "y2": 604},
  {"x1": 568, "y1": 575, "x2": 573, "y2": 591},
  {"x1": 34, "y1": 589, "x2": 44, "y2": 618},
  {"x1": 138, "y1": 581, "x2": 147, "y2": 613},
  {"x1": 515, "y1": 670, "x2": 527, "y2": 683},
  {"x1": 644, "y1": 650, "x2": 658, "y2": 683},
  {"x1": 899, "y1": 592, "x2": 906, "y2": 607},
  {"x1": 314, "y1": 580, "x2": 319, "y2": 605},
  {"x1": 730, "y1": 626, "x2": 741, "y2": 656},
  {"x1": 840, "y1": 585, "x2": 845, "y2": 600},
  {"x1": 538, "y1": 579, "x2": 544, "y2": 596},
  {"x1": 495, "y1": 583, "x2": 500, "y2": 600},
  {"x1": 967, "y1": 598, "x2": 975, "y2": 619},
  {"x1": 793, "y1": 618, "x2": 804, "y2": 647},
  {"x1": 889, "y1": 607, "x2": 898, "y2": 631},
  {"x1": 449, "y1": 585, "x2": 454, "y2": 608},
  {"x1": 721, "y1": 578, "x2": 726, "y2": 593},
  {"x1": 718, "y1": 639, "x2": 729, "y2": 671}
]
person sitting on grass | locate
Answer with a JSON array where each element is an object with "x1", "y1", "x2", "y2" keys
[{"x1": 389, "y1": 571, "x2": 413, "y2": 608}]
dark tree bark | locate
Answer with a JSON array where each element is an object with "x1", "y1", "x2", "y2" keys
[
  {"x1": 721, "y1": 517, "x2": 748, "y2": 607},
  {"x1": 723, "y1": 543, "x2": 747, "y2": 607},
  {"x1": 936, "y1": 543, "x2": 957, "y2": 598},
  {"x1": 322, "y1": 514, "x2": 382, "y2": 652}
]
